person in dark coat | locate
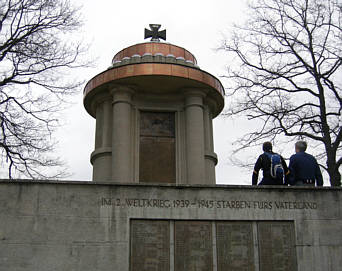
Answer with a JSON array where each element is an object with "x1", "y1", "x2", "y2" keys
[
  {"x1": 288, "y1": 141, "x2": 323, "y2": 186},
  {"x1": 252, "y1": 142, "x2": 290, "y2": 185}
]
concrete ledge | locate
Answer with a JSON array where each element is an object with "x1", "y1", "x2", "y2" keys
[{"x1": 0, "y1": 179, "x2": 341, "y2": 191}]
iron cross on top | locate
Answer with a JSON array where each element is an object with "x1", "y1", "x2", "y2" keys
[{"x1": 144, "y1": 24, "x2": 166, "y2": 42}]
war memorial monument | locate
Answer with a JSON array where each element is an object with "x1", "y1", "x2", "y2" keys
[{"x1": 0, "y1": 25, "x2": 341, "y2": 271}]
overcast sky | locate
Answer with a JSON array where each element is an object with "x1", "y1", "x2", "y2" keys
[{"x1": 54, "y1": 0, "x2": 258, "y2": 185}]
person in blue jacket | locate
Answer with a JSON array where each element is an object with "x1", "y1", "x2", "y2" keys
[
  {"x1": 252, "y1": 142, "x2": 290, "y2": 185},
  {"x1": 288, "y1": 141, "x2": 323, "y2": 186}
]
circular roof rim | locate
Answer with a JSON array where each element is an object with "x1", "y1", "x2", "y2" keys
[
  {"x1": 83, "y1": 62, "x2": 225, "y2": 97},
  {"x1": 112, "y1": 41, "x2": 198, "y2": 65}
]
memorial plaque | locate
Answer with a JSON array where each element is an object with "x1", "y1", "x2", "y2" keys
[
  {"x1": 139, "y1": 111, "x2": 176, "y2": 183},
  {"x1": 140, "y1": 111, "x2": 175, "y2": 137},
  {"x1": 175, "y1": 221, "x2": 213, "y2": 271},
  {"x1": 130, "y1": 220, "x2": 170, "y2": 271},
  {"x1": 216, "y1": 222, "x2": 255, "y2": 271},
  {"x1": 139, "y1": 137, "x2": 176, "y2": 183},
  {"x1": 258, "y1": 222, "x2": 297, "y2": 271}
]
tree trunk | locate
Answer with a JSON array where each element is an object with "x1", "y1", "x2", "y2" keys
[{"x1": 327, "y1": 158, "x2": 341, "y2": 186}]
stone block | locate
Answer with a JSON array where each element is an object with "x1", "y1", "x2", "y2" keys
[{"x1": 0, "y1": 181, "x2": 341, "y2": 271}]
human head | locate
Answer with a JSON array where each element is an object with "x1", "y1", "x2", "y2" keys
[
  {"x1": 295, "y1": 141, "x2": 307, "y2": 153},
  {"x1": 262, "y1": 141, "x2": 273, "y2": 152}
]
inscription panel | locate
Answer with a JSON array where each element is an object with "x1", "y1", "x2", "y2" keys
[
  {"x1": 139, "y1": 137, "x2": 176, "y2": 183},
  {"x1": 139, "y1": 111, "x2": 176, "y2": 183},
  {"x1": 175, "y1": 221, "x2": 213, "y2": 271},
  {"x1": 258, "y1": 222, "x2": 297, "y2": 271},
  {"x1": 130, "y1": 220, "x2": 170, "y2": 271},
  {"x1": 216, "y1": 222, "x2": 255, "y2": 271}
]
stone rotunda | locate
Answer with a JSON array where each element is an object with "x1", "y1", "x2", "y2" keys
[{"x1": 84, "y1": 40, "x2": 224, "y2": 184}]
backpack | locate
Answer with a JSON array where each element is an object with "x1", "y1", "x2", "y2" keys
[{"x1": 264, "y1": 152, "x2": 284, "y2": 184}]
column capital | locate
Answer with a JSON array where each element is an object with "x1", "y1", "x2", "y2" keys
[
  {"x1": 111, "y1": 85, "x2": 135, "y2": 105},
  {"x1": 110, "y1": 85, "x2": 135, "y2": 96},
  {"x1": 90, "y1": 92, "x2": 112, "y2": 117},
  {"x1": 183, "y1": 88, "x2": 208, "y2": 99}
]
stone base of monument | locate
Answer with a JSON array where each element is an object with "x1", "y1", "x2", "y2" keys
[{"x1": 0, "y1": 180, "x2": 341, "y2": 270}]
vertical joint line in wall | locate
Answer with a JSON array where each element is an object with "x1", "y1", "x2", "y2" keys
[
  {"x1": 134, "y1": 108, "x2": 139, "y2": 182},
  {"x1": 175, "y1": 111, "x2": 181, "y2": 184},
  {"x1": 128, "y1": 219, "x2": 132, "y2": 271},
  {"x1": 253, "y1": 222, "x2": 260, "y2": 271},
  {"x1": 212, "y1": 222, "x2": 218, "y2": 271},
  {"x1": 170, "y1": 221, "x2": 174, "y2": 271}
]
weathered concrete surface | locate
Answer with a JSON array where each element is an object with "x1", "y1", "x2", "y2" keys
[{"x1": 0, "y1": 180, "x2": 341, "y2": 271}]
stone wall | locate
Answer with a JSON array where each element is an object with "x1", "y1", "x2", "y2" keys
[{"x1": 0, "y1": 180, "x2": 341, "y2": 271}]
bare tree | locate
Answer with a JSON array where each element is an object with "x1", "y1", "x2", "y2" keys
[
  {"x1": 221, "y1": 0, "x2": 342, "y2": 186},
  {"x1": 0, "y1": 0, "x2": 88, "y2": 179}
]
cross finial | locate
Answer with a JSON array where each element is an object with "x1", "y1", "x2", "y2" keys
[{"x1": 144, "y1": 24, "x2": 166, "y2": 42}]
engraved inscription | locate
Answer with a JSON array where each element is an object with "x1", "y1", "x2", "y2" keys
[
  {"x1": 216, "y1": 222, "x2": 255, "y2": 271},
  {"x1": 258, "y1": 222, "x2": 297, "y2": 271},
  {"x1": 139, "y1": 137, "x2": 176, "y2": 183},
  {"x1": 100, "y1": 197, "x2": 318, "y2": 210},
  {"x1": 175, "y1": 221, "x2": 213, "y2": 271},
  {"x1": 130, "y1": 220, "x2": 170, "y2": 271}
]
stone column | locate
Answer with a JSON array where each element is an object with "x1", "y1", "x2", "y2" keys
[
  {"x1": 185, "y1": 90, "x2": 206, "y2": 184},
  {"x1": 111, "y1": 87, "x2": 134, "y2": 182},
  {"x1": 203, "y1": 105, "x2": 217, "y2": 184},
  {"x1": 91, "y1": 98, "x2": 112, "y2": 181}
]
